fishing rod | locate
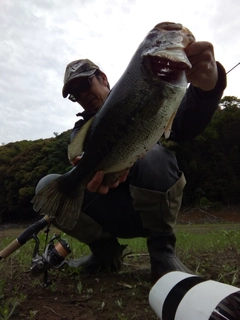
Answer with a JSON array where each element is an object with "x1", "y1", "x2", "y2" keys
[
  {"x1": 226, "y1": 62, "x2": 240, "y2": 74},
  {"x1": 0, "y1": 215, "x2": 52, "y2": 260}
]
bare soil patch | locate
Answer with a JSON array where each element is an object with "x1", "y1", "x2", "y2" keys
[
  {"x1": 178, "y1": 206, "x2": 240, "y2": 224},
  {"x1": 2, "y1": 248, "x2": 240, "y2": 320},
  {"x1": 1, "y1": 208, "x2": 240, "y2": 320}
]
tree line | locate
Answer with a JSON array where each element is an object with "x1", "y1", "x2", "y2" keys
[{"x1": 0, "y1": 96, "x2": 239, "y2": 223}]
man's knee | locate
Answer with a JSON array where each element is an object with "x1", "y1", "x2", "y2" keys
[
  {"x1": 130, "y1": 144, "x2": 180, "y2": 191},
  {"x1": 129, "y1": 172, "x2": 186, "y2": 233}
]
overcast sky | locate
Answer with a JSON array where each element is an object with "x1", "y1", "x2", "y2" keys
[{"x1": 0, "y1": 0, "x2": 239, "y2": 144}]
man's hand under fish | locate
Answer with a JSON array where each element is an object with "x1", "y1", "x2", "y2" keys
[
  {"x1": 87, "y1": 170, "x2": 129, "y2": 194},
  {"x1": 71, "y1": 156, "x2": 129, "y2": 194}
]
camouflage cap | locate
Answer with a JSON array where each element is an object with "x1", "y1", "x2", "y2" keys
[{"x1": 62, "y1": 59, "x2": 100, "y2": 98}]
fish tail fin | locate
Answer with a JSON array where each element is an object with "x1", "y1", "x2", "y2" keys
[
  {"x1": 55, "y1": 190, "x2": 85, "y2": 230},
  {"x1": 31, "y1": 177, "x2": 85, "y2": 230}
]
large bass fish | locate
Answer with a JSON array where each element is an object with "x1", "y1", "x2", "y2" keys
[{"x1": 32, "y1": 22, "x2": 195, "y2": 230}]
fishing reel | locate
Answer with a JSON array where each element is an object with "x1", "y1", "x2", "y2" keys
[
  {"x1": 31, "y1": 232, "x2": 71, "y2": 287},
  {"x1": 0, "y1": 215, "x2": 72, "y2": 287}
]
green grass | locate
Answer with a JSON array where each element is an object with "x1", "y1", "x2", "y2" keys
[
  {"x1": 1, "y1": 223, "x2": 240, "y2": 319},
  {"x1": 1, "y1": 223, "x2": 240, "y2": 264},
  {"x1": 176, "y1": 224, "x2": 240, "y2": 252},
  {"x1": 0, "y1": 223, "x2": 240, "y2": 281}
]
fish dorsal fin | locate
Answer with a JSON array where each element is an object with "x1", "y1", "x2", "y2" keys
[{"x1": 68, "y1": 116, "x2": 95, "y2": 162}]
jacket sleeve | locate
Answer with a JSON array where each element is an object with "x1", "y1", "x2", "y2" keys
[{"x1": 169, "y1": 62, "x2": 227, "y2": 143}]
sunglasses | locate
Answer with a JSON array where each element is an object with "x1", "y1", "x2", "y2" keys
[{"x1": 68, "y1": 74, "x2": 96, "y2": 102}]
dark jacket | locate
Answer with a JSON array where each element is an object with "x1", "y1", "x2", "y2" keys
[{"x1": 71, "y1": 62, "x2": 226, "y2": 143}]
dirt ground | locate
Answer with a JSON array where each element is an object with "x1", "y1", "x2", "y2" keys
[{"x1": 1, "y1": 208, "x2": 240, "y2": 320}]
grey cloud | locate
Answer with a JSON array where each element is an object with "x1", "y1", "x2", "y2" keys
[{"x1": 0, "y1": 0, "x2": 239, "y2": 144}]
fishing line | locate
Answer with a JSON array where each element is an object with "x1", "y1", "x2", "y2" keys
[
  {"x1": 226, "y1": 62, "x2": 240, "y2": 74},
  {"x1": 81, "y1": 193, "x2": 100, "y2": 211}
]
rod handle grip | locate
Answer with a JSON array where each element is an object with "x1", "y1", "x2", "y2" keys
[{"x1": 0, "y1": 239, "x2": 21, "y2": 259}]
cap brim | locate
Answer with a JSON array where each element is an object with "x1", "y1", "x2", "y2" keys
[{"x1": 62, "y1": 69, "x2": 97, "y2": 98}]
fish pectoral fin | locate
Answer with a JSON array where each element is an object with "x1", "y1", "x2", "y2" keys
[
  {"x1": 164, "y1": 111, "x2": 177, "y2": 139},
  {"x1": 68, "y1": 116, "x2": 95, "y2": 162},
  {"x1": 102, "y1": 169, "x2": 128, "y2": 186}
]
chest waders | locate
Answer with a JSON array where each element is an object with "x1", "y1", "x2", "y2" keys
[
  {"x1": 35, "y1": 144, "x2": 193, "y2": 281},
  {"x1": 130, "y1": 172, "x2": 193, "y2": 283}
]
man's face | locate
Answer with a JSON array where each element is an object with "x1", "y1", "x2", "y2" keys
[{"x1": 69, "y1": 73, "x2": 110, "y2": 112}]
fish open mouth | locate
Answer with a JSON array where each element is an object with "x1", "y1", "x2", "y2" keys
[{"x1": 150, "y1": 55, "x2": 189, "y2": 85}]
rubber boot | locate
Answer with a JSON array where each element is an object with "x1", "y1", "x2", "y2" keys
[
  {"x1": 147, "y1": 232, "x2": 193, "y2": 283},
  {"x1": 52, "y1": 206, "x2": 127, "y2": 273},
  {"x1": 130, "y1": 172, "x2": 193, "y2": 283},
  {"x1": 68, "y1": 237, "x2": 127, "y2": 273}
]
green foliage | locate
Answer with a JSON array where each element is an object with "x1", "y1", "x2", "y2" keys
[
  {"x1": 163, "y1": 96, "x2": 240, "y2": 207},
  {"x1": 1, "y1": 96, "x2": 240, "y2": 223},
  {"x1": 0, "y1": 130, "x2": 71, "y2": 222}
]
